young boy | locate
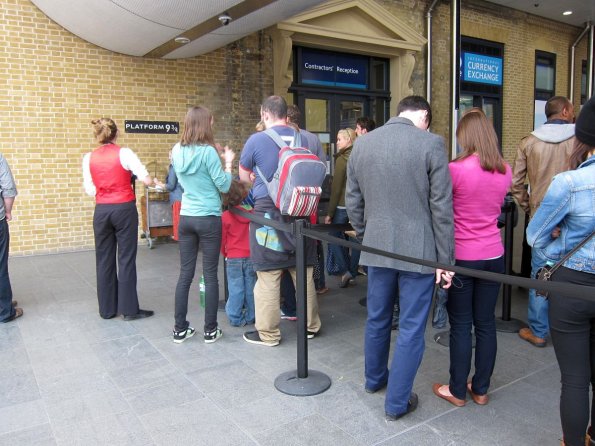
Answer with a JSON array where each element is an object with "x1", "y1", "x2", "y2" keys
[{"x1": 221, "y1": 180, "x2": 256, "y2": 327}]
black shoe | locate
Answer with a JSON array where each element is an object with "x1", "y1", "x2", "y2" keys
[
  {"x1": 173, "y1": 326, "x2": 196, "y2": 343},
  {"x1": 307, "y1": 330, "x2": 319, "y2": 339},
  {"x1": 385, "y1": 392, "x2": 418, "y2": 421},
  {"x1": 100, "y1": 314, "x2": 117, "y2": 320},
  {"x1": 243, "y1": 330, "x2": 279, "y2": 346},
  {"x1": 122, "y1": 309, "x2": 154, "y2": 321}
]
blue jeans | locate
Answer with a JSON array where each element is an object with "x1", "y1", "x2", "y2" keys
[
  {"x1": 174, "y1": 215, "x2": 222, "y2": 333},
  {"x1": 0, "y1": 218, "x2": 14, "y2": 322},
  {"x1": 447, "y1": 257, "x2": 504, "y2": 400},
  {"x1": 225, "y1": 257, "x2": 256, "y2": 326},
  {"x1": 529, "y1": 247, "x2": 549, "y2": 338},
  {"x1": 328, "y1": 208, "x2": 360, "y2": 277},
  {"x1": 365, "y1": 266, "x2": 435, "y2": 416}
]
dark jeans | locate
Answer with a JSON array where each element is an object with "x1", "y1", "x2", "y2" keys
[
  {"x1": 365, "y1": 266, "x2": 435, "y2": 416},
  {"x1": 93, "y1": 201, "x2": 140, "y2": 318},
  {"x1": 0, "y1": 218, "x2": 14, "y2": 322},
  {"x1": 328, "y1": 208, "x2": 360, "y2": 277},
  {"x1": 174, "y1": 215, "x2": 222, "y2": 333},
  {"x1": 549, "y1": 266, "x2": 595, "y2": 446},
  {"x1": 446, "y1": 257, "x2": 504, "y2": 400}
]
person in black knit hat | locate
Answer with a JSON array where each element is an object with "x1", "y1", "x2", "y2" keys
[{"x1": 527, "y1": 95, "x2": 595, "y2": 446}]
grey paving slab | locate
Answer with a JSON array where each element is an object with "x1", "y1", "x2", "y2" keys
[
  {"x1": 0, "y1": 423, "x2": 57, "y2": 446},
  {"x1": 140, "y1": 399, "x2": 256, "y2": 446},
  {"x1": 0, "y1": 363, "x2": 40, "y2": 409},
  {"x1": 254, "y1": 413, "x2": 362, "y2": 446},
  {"x1": 36, "y1": 370, "x2": 117, "y2": 401},
  {"x1": 51, "y1": 411, "x2": 154, "y2": 446},
  {"x1": 28, "y1": 341, "x2": 106, "y2": 380},
  {"x1": 0, "y1": 324, "x2": 24, "y2": 351},
  {"x1": 93, "y1": 334, "x2": 165, "y2": 371},
  {"x1": 0, "y1": 399, "x2": 48, "y2": 435},
  {"x1": 2, "y1": 246, "x2": 572, "y2": 445},
  {"x1": 186, "y1": 359, "x2": 276, "y2": 410}
]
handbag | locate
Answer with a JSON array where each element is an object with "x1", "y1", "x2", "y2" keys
[{"x1": 536, "y1": 231, "x2": 595, "y2": 298}]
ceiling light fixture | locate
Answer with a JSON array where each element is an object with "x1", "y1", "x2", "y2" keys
[
  {"x1": 562, "y1": 10, "x2": 573, "y2": 16},
  {"x1": 174, "y1": 36, "x2": 190, "y2": 44}
]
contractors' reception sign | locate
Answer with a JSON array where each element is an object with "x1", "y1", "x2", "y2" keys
[
  {"x1": 462, "y1": 53, "x2": 503, "y2": 86},
  {"x1": 301, "y1": 48, "x2": 368, "y2": 89}
]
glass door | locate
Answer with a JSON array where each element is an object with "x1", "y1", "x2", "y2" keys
[
  {"x1": 458, "y1": 94, "x2": 502, "y2": 149},
  {"x1": 298, "y1": 93, "x2": 367, "y2": 174}
]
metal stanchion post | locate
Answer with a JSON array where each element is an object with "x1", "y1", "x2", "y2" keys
[
  {"x1": 274, "y1": 219, "x2": 331, "y2": 396},
  {"x1": 496, "y1": 196, "x2": 526, "y2": 333}
]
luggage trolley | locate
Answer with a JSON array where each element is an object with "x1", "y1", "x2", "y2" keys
[{"x1": 140, "y1": 161, "x2": 173, "y2": 248}]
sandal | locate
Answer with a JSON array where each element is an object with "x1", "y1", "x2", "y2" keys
[{"x1": 5, "y1": 307, "x2": 23, "y2": 322}]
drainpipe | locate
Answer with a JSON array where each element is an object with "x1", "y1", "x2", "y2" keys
[
  {"x1": 588, "y1": 23, "x2": 594, "y2": 99},
  {"x1": 450, "y1": 0, "x2": 460, "y2": 159},
  {"x1": 426, "y1": 0, "x2": 441, "y2": 103},
  {"x1": 570, "y1": 23, "x2": 591, "y2": 103}
]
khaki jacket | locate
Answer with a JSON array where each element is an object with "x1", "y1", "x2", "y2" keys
[{"x1": 511, "y1": 124, "x2": 575, "y2": 216}]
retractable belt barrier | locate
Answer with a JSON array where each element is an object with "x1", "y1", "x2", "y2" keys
[
  {"x1": 232, "y1": 206, "x2": 593, "y2": 301},
  {"x1": 229, "y1": 206, "x2": 593, "y2": 396}
]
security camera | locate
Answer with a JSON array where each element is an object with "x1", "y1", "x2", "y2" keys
[{"x1": 218, "y1": 12, "x2": 232, "y2": 26}]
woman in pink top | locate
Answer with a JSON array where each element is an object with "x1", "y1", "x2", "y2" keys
[{"x1": 433, "y1": 109, "x2": 511, "y2": 407}]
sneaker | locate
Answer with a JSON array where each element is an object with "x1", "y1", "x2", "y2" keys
[
  {"x1": 204, "y1": 327, "x2": 223, "y2": 343},
  {"x1": 307, "y1": 330, "x2": 318, "y2": 339},
  {"x1": 280, "y1": 311, "x2": 297, "y2": 321},
  {"x1": 243, "y1": 330, "x2": 279, "y2": 347},
  {"x1": 173, "y1": 326, "x2": 196, "y2": 344}
]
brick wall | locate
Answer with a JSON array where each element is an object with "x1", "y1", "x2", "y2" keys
[
  {"x1": 0, "y1": 0, "x2": 587, "y2": 254},
  {"x1": 429, "y1": 0, "x2": 586, "y2": 161},
  {"x1": 1, "y1": 0, "x2": 273, "y2": 255}
]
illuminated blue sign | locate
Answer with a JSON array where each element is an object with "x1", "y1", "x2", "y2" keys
[
  {"x1": 463, "y1": 52, "x2": 502, "y2": 86},
  {"x1": 302, "y1": 49, "x2": 367, "y2": 89}
]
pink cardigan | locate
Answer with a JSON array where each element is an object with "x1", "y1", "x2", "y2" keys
[{"x1": 449, "y1": 155, "x2": 512, "y2": 261}]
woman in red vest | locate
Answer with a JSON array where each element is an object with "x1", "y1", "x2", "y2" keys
[{"x1": 83, "y1": 118, "x2": 156, "y2": 320}]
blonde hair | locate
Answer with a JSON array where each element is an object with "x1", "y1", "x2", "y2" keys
[
  {"x1": 91, "y1": 118, "x2": 118, "y2": 144},
  {"x1": 338, "y1": 128, "x2": 356, "y2": 146}
]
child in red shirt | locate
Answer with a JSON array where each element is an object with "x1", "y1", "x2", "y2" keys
[{"x1": 221, "y1": 180, "x2": 256, "y2": 326}]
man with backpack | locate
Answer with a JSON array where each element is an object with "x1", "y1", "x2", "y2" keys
[{"x1": 239, "y1": 96, "x2": 322, "y2": 347}]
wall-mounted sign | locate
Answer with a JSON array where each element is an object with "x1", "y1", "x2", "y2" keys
[
  {"x1": 301, "y1": 48, "x2": 368, "y2": 89},
  {"x1": 124, "y1": 120, "x2": 179, "y2": 134},
  {"x1": 462, "y1": 53, "x2": 502, "y2": 86}
]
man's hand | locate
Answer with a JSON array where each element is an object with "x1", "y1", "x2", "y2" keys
[
  {"x1": 5, "y1": 212, "x2": 12, "y2": 222},
  {"x1": 435, "y1": 269, "x2": 454, "y2": 289},
  {"x1": 324, "y1": 216, "x2": 332, "y2": 225}
]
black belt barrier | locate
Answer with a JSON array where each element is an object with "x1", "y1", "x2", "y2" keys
[{"x1": 230, "y1": 206, "x2": 594, "y2": 396}]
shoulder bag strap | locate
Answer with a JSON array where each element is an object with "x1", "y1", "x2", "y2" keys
[{"x1": 548, "y1": 230, "x2": 595, "y2": 276}]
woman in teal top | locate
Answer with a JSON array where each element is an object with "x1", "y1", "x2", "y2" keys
[{"x1": 172, "y1": 106, "x2": 234, "y2": 344}]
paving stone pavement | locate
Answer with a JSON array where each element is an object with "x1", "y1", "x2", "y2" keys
[{"x1": 0, "y1": 240, "x2": 563, "y2": 445}]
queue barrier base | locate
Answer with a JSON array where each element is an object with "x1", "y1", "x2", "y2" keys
[{"x1": 274, "y1": 369, "x2": 332, "y2": 396}]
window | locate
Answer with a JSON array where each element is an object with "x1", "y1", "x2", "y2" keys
[{"x1": 534, "y1": 51, "x2": 556, "y2": 101}]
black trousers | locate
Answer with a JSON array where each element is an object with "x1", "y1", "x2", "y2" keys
[
  {"x1": 93, "y1": 201, "x2": 140, "y2": 318},
  {"x1": 549, "y1": 266, "x2": 595, "y2": 446},
  {"x1": 174, "y1": 215, "x2": 222, "y2": 333}
]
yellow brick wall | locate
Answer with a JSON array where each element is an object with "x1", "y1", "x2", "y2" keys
[
  {"x1": 1, "y1": 0, "x2": 273, "y2": 255},
  {"x1": 429, "y1": 0, "x2": 587, "y2": 162},
  {"x1": 0, "y1": 0, "x2": 588, "y2": 255}
]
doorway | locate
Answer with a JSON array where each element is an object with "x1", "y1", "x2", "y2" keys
[{"x1": 296, "y1": 93, "x2": 370, "y2": 173}]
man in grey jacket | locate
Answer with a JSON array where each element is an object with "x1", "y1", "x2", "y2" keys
[
  {"x1": 0, "y1": 153, "x2": 21, "y2": 322},
  {"x1": 511, "y1": 96, "x2": 575, "y2": 348},
  {"x1": 346, "y1": 96, "x2": 454, "y2": 420}
]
